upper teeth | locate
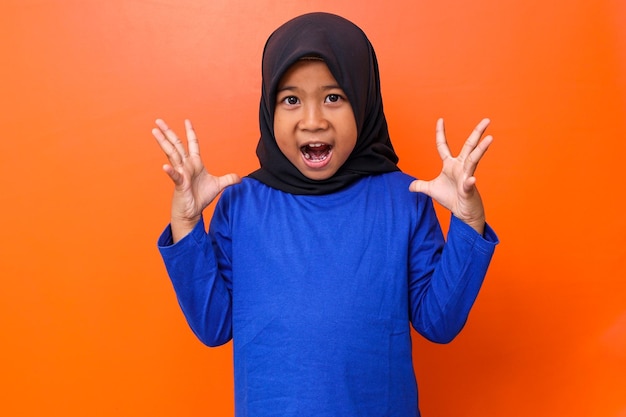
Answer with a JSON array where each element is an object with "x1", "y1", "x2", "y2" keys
[{"x1": 308, "y1": 143, "x2": 323, "y2": 147}]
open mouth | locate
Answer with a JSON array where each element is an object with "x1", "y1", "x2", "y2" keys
[{"x1": 301, "y1": 143, "x2": 332, "y2": 162}]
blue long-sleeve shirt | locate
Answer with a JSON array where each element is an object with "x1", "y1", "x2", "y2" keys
[{"x1": 158, "y1": 172, "x2": 498, "y2": 417}]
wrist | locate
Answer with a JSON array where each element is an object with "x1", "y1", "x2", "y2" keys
[
  {"x1": 462, "y1": 216, "x2": 485, "y2": 235},
  {"x1": 170, "y1": 215, "x2": 201, "y2": 243}
]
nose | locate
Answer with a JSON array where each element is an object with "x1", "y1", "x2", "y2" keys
[{"x1": 299, "y1": 103, "x2": 329, "y2": 131}]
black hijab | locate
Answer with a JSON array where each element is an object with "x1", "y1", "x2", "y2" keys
[{"x1": 248, "y1": 12, "x2": 400, "y2": 195}]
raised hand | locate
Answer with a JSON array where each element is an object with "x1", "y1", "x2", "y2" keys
[
  {"x1": 409, "y1": 118, "x2": 493, "y2": 234},
  {"x1": 152, "y1": 119, "x2": 240, "y2": 242}
]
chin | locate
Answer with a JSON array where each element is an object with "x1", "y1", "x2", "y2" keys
[{"x1": 300, "y1": 169, "x2": 337, "y2": 181}]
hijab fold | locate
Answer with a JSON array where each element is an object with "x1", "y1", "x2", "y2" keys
[{"x1": 248, "y1": 12, "x2": 400, "y2": 195}]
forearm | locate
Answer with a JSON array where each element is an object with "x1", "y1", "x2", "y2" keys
[
  {"x1": 463, "y1": 214, "x2": 485, "y2": 236},
  {"x1": 158, "y1": 217, "x2": 233, "y2": 346},
  {"x1": 410, "y1": 215, "x2": 498, "y2": 343},
  {"x1": 170, "y1": 216, "x2": 201, "y2": 244}
]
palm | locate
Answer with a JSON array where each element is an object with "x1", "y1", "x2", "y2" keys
[
  {"x1": 410, "y1": 118, "x2": 493, "y2": 232},
  {"x1": 172, "y1": 153, "x2": 224, "y2": 219},
  {"x1": 153, "y1": 119, "x2": 240, "y2": 224}
]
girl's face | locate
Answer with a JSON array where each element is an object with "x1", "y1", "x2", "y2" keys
[{"x1": 273, "y1": 60, "x2": 357, "y2": 181}]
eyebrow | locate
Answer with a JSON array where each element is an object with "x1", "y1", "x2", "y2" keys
[{"x1": 276, "y1": 84, "x2": 343, "y2": 93}]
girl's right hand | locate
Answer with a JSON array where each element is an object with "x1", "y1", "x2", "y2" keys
[{"x1": 152, "y1": 119, "x2": 241, "y2": 242}]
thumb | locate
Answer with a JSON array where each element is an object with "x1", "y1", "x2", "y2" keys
[
  {"x1": 216, "y1": 173, "x2": 242, "y2": 192},
  {"x1": 409, "y1": 179, "x2": 431, "y2": 195}
]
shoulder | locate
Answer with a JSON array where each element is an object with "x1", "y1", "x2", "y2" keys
[
  {"x1": 373, "y1": 171, "x2": 416, "y2": 189},
  {"x1": 210, "y1": 178, "x2": 272, "y2": 229},
  {"x1": 366, "y1": 172, "x2": 425, "y2": 201},
  {"x1": 214, "y1": 177, "x2": 291, "y2": 218},
  {"x1": 218, "y1": 177, "x2": 273, "y2": 201},
  {"x1": 365, "y1": 172, "x2": 436, "y2": 223}
]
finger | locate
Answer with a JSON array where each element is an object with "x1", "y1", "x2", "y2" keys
[
  {"x1": 459, "y1": 118, "x2": 490, "y2": 160},
  {"x1": 462, "y1": 175, "x2": 478, "y2": 193},
  {"x1": 152, "y1": 127, "x2": 184, "y2": 167},
  {"x1": 408, "y1": 179, "x2": 431, "y2": 195},
  {"x1": 216, "y1": 173, "x2": 242, "y2": 192},
  {"x1": 156, "y1": 119, "x2": 188, "y2": 159},
  {"x1": 435, "y1": 118, "x2": 452, "y2": 160},
  {"x1": 464, "y1": 134, "x2": 493, "y2": 176},
  {"x1": 162, "y1": 164, "x2": 184, "y2": 186},
  {"x1": 185, "y1": 119, "x2": 201, "y2": 156}
]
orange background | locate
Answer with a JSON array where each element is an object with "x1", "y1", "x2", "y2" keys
[{"x1": 2, "y1": 0, "x2": 625, "y2": 416}]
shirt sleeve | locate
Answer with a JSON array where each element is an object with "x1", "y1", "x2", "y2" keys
[
  {"x1": 157, "y1": 216, "x2": 233, "y2": 346},
  {"x1": 408, "y1": 207, "x2": 499, "y2": 344}
]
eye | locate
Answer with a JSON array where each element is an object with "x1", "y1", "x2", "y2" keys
[
  {"x1": 280, "y1": 96, "x2": 299, "y2": 106},
  {"x1": 325, "y1": 94, "x2": 343, "y2": 104}
]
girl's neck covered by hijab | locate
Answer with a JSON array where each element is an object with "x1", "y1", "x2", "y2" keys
[{"x1": 248, "y1": 12, "x2": 400, "y2": 195}]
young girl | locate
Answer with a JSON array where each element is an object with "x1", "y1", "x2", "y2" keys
[{"x1": 154, "y1": 12, "x2": 497, "y2": 417}]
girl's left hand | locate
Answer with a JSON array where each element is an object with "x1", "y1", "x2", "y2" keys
[{"x1": 410, "y1": 118, "x2": 493, "y2": 235}]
